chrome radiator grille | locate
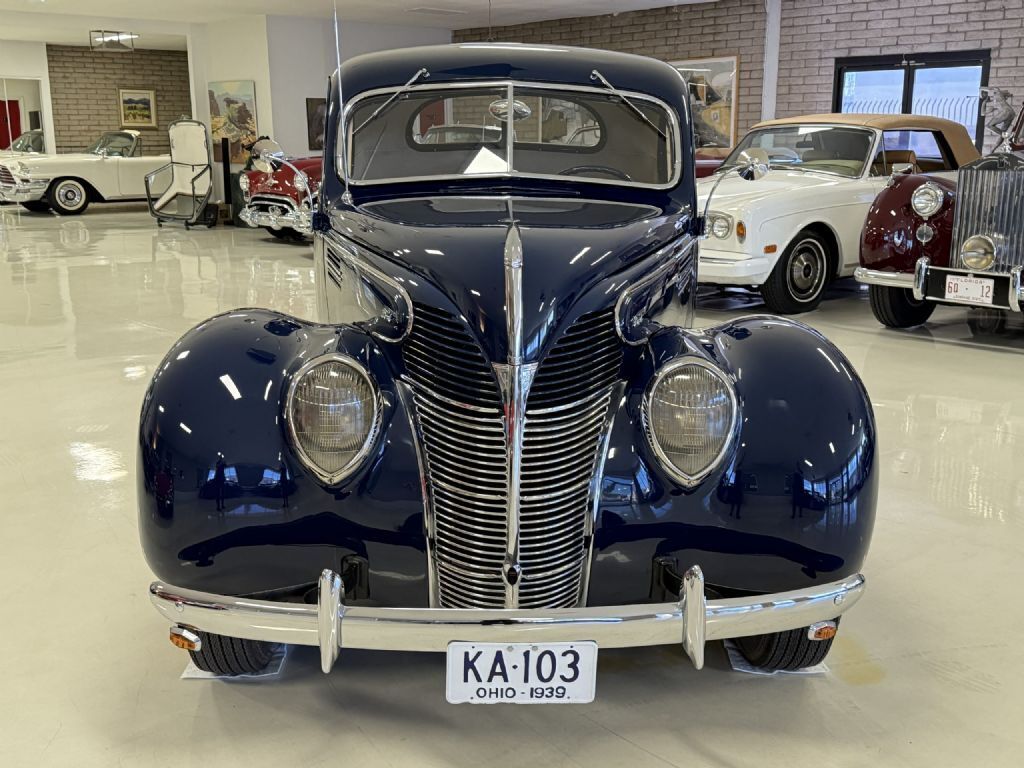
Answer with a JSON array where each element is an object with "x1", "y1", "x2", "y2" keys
[
  {"x1": 952, "y1": 165, "x2": 1024, "y2": 271},
  {"x1": 403, "y1": 304, "x2": 622, "y2": 609}
]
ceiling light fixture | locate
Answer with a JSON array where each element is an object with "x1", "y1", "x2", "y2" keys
[{"x1": 89, "y1": 30, "x2": 138, "y2": 52}]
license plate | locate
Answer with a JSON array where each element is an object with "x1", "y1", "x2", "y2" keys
[
  {"x1": 445, "y1": 641, "x2": 597, "y2": 704},
  {"x1": 944, "y1": 274, "x2": 994, "y2": 305}
]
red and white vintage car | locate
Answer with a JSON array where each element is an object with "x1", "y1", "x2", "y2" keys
[{"x1": 239, "y1": 152, "x2": 323, "y2": 239}]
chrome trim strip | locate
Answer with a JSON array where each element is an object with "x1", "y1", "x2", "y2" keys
[
  {"x1": 341, "y1": 78, "x2": 682, "y2": 191},
  {"x1": 320, "y1": 231, "x2": 414, "y2": 343},
  {"x1": 283, "y1": 353, "x2": 383, "y2": 485},
  {"x1": 615, "y1": 236, "x2": 696, "y2": 345},
  {"x1": 317, "y1": 570, "x2": 343, "y2": 673},
  {"x1": 641, "y1": 357, "x2": 739, "y2": 489},
  {"x1": 853, "y1": 266, "x2": 916, "y2": 289},
  {"x1": 150, "y1": 571, "x2": 865, "y2": 669}
]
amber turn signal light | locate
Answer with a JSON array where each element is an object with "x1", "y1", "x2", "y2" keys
[
  {"x1": 807, "y1": 621, "x2": 838, "y2": 641},
  {"x1": 764, "y1": 244, "x2": 778, "y2": 254},
  {"x1": 169, "y1": 625, "x2": 202, "y2": 651},
  {"x1": 736, "y1": 221, "x2": 747, "y2": 242}
]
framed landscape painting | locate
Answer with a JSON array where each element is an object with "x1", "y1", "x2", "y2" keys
[
  {"x1": 208, "y1": 80, "x2": 258, "y2": 163},
  {"x1": 670, "y1": 56, "x2": 739, "y2": 149},
  {"x1": 119, "y1": 89, "x2": 157, "y2": 128}
]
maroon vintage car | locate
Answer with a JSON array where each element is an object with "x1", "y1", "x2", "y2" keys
[
  {"x1": 695, "y1": 148, "x2": 727, "y2": 178},
  {"x1": 856, "y1": 111, "x2": 1024, "y2": 330},
  {"x1": 239, "y1": 154, "x2": 323, "y2": 239}
]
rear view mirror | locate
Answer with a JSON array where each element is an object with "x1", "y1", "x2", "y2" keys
[
  {"x1": 736, "y1": 148, "x2": 769, "y2": 181},
  {"x1": 891, "y1": 162, "x2": 914, "y2": 175},
  {"x1": 489, "y1": 98, "x2": 533, "y2": 122},
  {"x1": 252, "y1": 138, "x2": 285, "y2": 174}
]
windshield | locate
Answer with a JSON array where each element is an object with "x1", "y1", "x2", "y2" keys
[
  {"x1": 10, "y1": 131, "x2": 41, "y2": 153},
  {"x1": 85, "y1": 132, "x2": 138, "y2": 157},
  {"x1": 346, "y1": 84, "x2": 677, "y2": 187},
  {"x1": 720, "y1": 125, "x2": 874, "y2": 178}
]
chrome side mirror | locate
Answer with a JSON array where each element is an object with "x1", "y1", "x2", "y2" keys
[
  {"x1": 736, "y1": 148, "x2": 769, "y2": 181},
  {"x1": 252, "y1": 138, "x2": 285, "y2": 174},
  {"x1": 891, "y1": 162, "x2": 914, "y2": 175},
  {"x1": 489, "y1": 98, "x2": 533, "y2": 122}
]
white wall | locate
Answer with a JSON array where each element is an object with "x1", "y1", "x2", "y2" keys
[
  {"x1": 265, "y1": 16, "x2": 451, "y2": 158},
  {"x1": 1, "y1": 78, "x2": 43, "y2": 133},
  {"x1": 0, "y1": 41, "x2": 55, "y2": 153}
]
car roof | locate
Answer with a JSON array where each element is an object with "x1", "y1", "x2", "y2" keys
[
  {"x1": 753, "y1": 113, "x2": 980, "y2": 165},
  {"x1": 339, "y1": 43, "x2": 689, "y2": 110}
]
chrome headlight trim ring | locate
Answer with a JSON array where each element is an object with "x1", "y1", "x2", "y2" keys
[
  {"x1": 284, "y1": 353, "x2": 384, "y2": 486},
  {"x1": 910, "y1": 181, "x2": 944, "y2": 219},
  {"x1": 641, "y1": 356, "x2": 739, "y2": 488}
]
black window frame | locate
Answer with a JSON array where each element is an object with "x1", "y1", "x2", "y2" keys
[{"x1": 832, "y1": 50, "x2": 991, "y2": 150}]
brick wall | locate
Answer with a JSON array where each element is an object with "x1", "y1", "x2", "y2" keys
[
  {"x1": 453, "y1": 0, "x2": 767, "y2": 138},
  {"x1": 46, "y1": 45, "x2": 192, "y2": 155},
  {"x1": 777, "y1": 0, "x2": 1024, "y2": 152}
]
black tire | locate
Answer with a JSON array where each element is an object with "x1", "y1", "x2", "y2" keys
[
  {"x1": 267, "y1": 226, "x2": 304, "y2": 241},
  {"x1": 735, "y1": 618, "x2": 839, "y2": 672},
  {"x1": 47, "y1": 178, "x2": 90, "y2": 215},
  {"x1": 761, "y1": 229, "x2": 832, "y2": 314},
  {"x1": 869, "y1": 285, "x2": 935, "y2": 328},
  {"x1": 967, "y1": 308, "x2": 1008, "y2": 336},
  {"x1": 188, "y1": 631, "x2": 279, "y2": 676},
  {"x1": 21, "y1": 200, "x2": 51, "y2": 213}
]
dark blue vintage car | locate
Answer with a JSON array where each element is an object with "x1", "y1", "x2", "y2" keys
[{"x1": 141, "y1": 44, "x2": 876, "y2": 700}]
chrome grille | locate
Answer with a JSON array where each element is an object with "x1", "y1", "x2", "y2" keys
[
  {"x1": 952, "y1": 164, "x2": 1024, "y2": 271},
  {"x1": 404, "y1": 304, "x2": 622, "y2": 609},
  {"x1": 0, "y1": 165, "x2": 14, "y2": 186}
]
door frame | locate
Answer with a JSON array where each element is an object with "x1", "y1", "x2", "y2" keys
[{"x1": 832, "y1": 50, "x2": 991, "y2": 150}]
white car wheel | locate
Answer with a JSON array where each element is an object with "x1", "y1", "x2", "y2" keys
[{"x1": 49, "y1": 179, "x2": 90, "y2": 215}]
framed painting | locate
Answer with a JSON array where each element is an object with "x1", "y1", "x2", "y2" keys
[
  {"x1": 119, "y1": 88, "x2": 157, "y2": 128},
  {"x1": 208, "y1": 80, "x2": 258, "y2": 164},
  {"x1": 670, "y1": 56, "x2": 739, "y2": 149},
  {"x1": 306, "y1": 97, "x2": 327, "y2": 151}
]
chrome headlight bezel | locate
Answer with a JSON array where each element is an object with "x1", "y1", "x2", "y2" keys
[
  {"x1": 238, "y1": 173, "x2": 251, "y2": 201},
  {"x1": 285, "y1": 353, "x2": 382, "y2": 485},
  {"x1": 910, "y1": 182, "x2": 944, "y2": 219},
  {"x1": 642, "y1": 357, "x2": 739, "y2": 488},
  {"x1": 293, "y1": 171, "x2": 309, "y2": 193},
  {"x1": 708, "y1": 212, "x2": 733, "y2": 239}
]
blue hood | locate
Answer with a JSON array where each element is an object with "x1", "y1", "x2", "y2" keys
[{"x1": 331, "y1": 196, "x2": 691, "y2": 363}]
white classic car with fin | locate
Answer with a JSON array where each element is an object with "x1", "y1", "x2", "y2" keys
[
  {"x1": 0, "y1": 130, "x2": 168, "y2": 215},
  {"x1": 696, "y1": 114, "x2": 979, "y2": 313}
]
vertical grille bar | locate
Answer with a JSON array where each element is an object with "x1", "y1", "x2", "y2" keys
[
  {"x1": 952, "y1": 165, "x2": 1024, "y2": 271},
  {"x1": 403, "y1": 304, "x2": 622, "y2": 609}
]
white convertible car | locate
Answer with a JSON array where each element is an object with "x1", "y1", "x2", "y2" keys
[
  {"x1": 697, "y1": 114, "x2": 979, "y2": 313},
  {"x1": 0, "y1": 130, "x2": 167, "y2": 215}
]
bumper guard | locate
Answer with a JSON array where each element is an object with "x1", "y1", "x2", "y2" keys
[
  {"x1": 150, "y1": 566, "x2": 865, "y2": 673},
  {"x1": 239, "y1": 202, "x2": 312, "y2": 234}
]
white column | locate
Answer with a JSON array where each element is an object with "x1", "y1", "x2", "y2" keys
[{"x1": 762, "y1": 0, "x2": 782, "y2": 121}]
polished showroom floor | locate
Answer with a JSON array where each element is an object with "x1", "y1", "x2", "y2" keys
[{"x1": 2, "y1": 204, "x2": 1022, "y2": 766}]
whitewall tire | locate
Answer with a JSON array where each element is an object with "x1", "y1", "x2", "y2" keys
[{"x1": 48, "y1": 178, "x2": 90, "y2": 216}]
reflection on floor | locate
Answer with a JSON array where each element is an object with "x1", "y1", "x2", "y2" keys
[{"x1": 2, "y1": 204, "x2": 1021, "y2": 766}]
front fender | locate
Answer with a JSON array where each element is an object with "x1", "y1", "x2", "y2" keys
[
  {"x1": 137, "y1": 309, "x2": 428, "y2": 604},
  {"x1": 588, "y1": 315, "x2": 877, "y2": 601},
  {"x1": 861, "y1": 173, "x2": 956, "y2": 271}
]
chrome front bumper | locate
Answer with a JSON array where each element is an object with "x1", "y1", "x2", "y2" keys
[
  {"x1": 238, "y1": 201, "x2": 312, "y2": 234},
  {"x1": 0, "y1": 179, "x2": 47, "y2": 203},
  {"x1": 150, "y1": 566, "x2": 865, "y2": 673},
  {"x1": 856, "y1": 257, "x2": 1024, "y2": 312}
]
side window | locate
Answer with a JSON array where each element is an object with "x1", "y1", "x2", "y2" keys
[{"x1": 871, "y1": 130, "x2": 953, "y2": 175}]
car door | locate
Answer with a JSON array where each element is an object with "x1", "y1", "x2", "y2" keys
[{"x1": 116, "y1": 156, "x2": 164, "y2": 198}]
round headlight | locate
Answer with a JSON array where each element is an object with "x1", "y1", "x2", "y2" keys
[
  {"x1": 238, "y1": 173, "x2": 251, "y2": 202},
  {"x1": 293, "y1": 171, "x2": 308, "y2": 193},
  {"x1": 644, "y1": 360, "x2": 737, "y2": 486},
  {"x1": 286, "y1": 355, "x2": 381, "y2": 483},
  {"x1": 911, "y1": 182, "x2": 944, "y2": 219},
  {"x1": 961, "y1": 234, "x2": 996, "y2": 271},
  {"x1": 710, "y1": 215, "x2": 732, "y2": 239}
]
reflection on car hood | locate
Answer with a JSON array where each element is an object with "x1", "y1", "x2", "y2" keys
[
  {"x1": 335, "y1": 196, "x2": 690, "y2": 362},
  {"x1": 697, "y1": 169, "x2": 857, "y2": 210}
]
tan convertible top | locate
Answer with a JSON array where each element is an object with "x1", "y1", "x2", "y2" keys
[{"x1": 752, "y1": 113, "x2": 980, "y2": 166}]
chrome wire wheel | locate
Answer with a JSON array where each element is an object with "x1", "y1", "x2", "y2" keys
[{"x1": 786, "y1": 238, "x2": 827, "y2": 303}]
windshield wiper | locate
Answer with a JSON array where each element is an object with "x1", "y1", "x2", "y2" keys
[
  {"x1": 590, "y1": 69, "x2": 667, "y2": 140},
  {"x1": 353, "y1": 67, "x2": 430, "y2": 136}
]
